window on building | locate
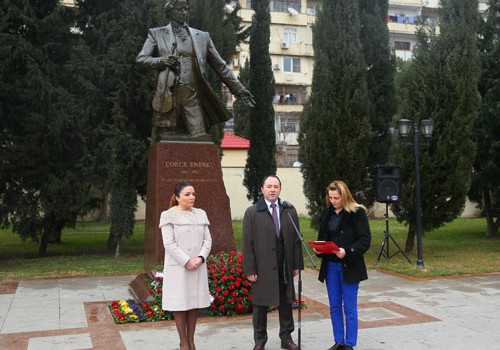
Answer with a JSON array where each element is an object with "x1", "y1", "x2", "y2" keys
[
  {"x1": 394, "y1": 41, "x2": 411, "y2": 51},
  {"x1": 277, "y1": 113, "x2": 300, "y2": 134},
  {"x1": 283, "y1": 57, "x2": 301, "y2": 73},
  {"x1": 280, "y1": 115, "x2": 299, "y2": 133},
  {"x1": 238, "y1": 0, "x2": 252, "y2": 9},
  {"x1": 425, "y1": 16, "x2": 438, "y2": 26},
  {"x1": 283, "y1": 27, "x2": 297, "y2": 44},
  {"x1": 221, "y1": 85, "x2": 233, "y2": 104},
  {"x1": 307, "y1": 5, "x2": 321, "y2": 16},
  {"x1": 270, "y1": 0, "x2": 301, "y2": 13}
]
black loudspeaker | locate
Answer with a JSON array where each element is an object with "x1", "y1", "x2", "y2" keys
[{"x1": 374, "y1": 165, "x2": 401, "y2": 203}]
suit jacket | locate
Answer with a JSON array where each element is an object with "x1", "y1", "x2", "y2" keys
[
  {"x1": 242, "y1": 198, "x2": 304, "y2": 306},
  {"x1": 136, "y1": 24, "x2": 245, "y2": 127},
  {"x1": 317, "y1": 207, "x2": 371, "y2": 284}
]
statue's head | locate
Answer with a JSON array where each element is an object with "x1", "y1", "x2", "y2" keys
[{"x1": 164, "y1": 0, "x2": 189, "y2": 17}]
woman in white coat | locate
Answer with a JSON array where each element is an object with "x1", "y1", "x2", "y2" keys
[{"x1": 159, "y1": 181, "x2": 212, "y2": 350}]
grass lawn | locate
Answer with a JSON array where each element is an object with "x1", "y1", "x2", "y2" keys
[
  {"x1": 0, "y1": 222, "x2": 145, "y2": 280},
  {"x1": 0, "y1": 218, "x2": 498, "y2": 281}
]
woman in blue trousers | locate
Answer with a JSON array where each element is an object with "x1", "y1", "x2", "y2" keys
[{"x1": 314, "y1": 181, "x2": 371, "y2": 350}]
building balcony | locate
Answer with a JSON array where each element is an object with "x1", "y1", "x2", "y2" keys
[
  {"x1": 274, "y1": 103, "x2": 304, "y2": 113},
  {"x1": 388, "y1": 22, "x2": 418, "y2": 35},
  {"x1": 61, "y1": 0, "x2": 76, "y2": 7},
  {"x1": 389, "y1": 0, "x2": 425, "y2": 7}
]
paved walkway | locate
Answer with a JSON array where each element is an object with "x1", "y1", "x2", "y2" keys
[{"x1": 1, "y1": 269, "x2": 499, "y2": 350}]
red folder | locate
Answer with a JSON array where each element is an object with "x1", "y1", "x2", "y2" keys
[{"x1": 307, "y1": 241, "x2": 340, "y2": 254}]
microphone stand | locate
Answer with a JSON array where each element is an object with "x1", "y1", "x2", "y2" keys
[{"x1": 283, "y1": 205, "x2": 316, "y2": 350}]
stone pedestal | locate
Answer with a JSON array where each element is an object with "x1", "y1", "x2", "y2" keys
[
  {"x1": 129, "y1": 273, "x2": 151, "y2": 303},
  {"x1": 143, "y1": 141, "x2": 236, "y2": 272}
]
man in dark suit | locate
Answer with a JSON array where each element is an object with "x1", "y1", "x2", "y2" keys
[
  {"x1": 243, "y1": 175, "x2": 304, "y2": 350},
  {"x1": 136, "y1": 0, "x2": 254, "y2": 141}
]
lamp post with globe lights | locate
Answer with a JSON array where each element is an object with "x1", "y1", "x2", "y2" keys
[{"x1": 397, "y1": 119, "x2": 434, "y2": 269}]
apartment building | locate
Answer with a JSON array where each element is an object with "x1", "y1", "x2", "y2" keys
[
  {"x1": 230, "y1": 0, "x2": 488, "y2": 166},
  {"x1": 231, "y1": 0, "x2": 441, "y2": 166}
]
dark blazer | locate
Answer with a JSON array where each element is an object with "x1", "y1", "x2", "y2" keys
[
  {"x1": 136, "y1": 24, "x2": 245, "y2": 128},
  {"x1": 243, "y1": 198, "x2": 304, "y2": 306},
  {"x1": 317, "y1": 207, "x2": 371, "y2": 284}
]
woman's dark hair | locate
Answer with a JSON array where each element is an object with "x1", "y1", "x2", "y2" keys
[{"x1": 169, "y1": 181, "x2": 193, "y2": 208}]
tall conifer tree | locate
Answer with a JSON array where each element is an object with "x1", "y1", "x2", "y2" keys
[
  {"x1": 74, "y1": 0, "x2": 159, "y2": 253},
  {"x1": 392, "y1": 0, "x2": 481, "y2": 251},
  {"x1": 470, "y1": 0, "x2": 500, "y2": 236},
  {"x1": 299, "y1": 0, "x2": 371, "y2": 225},
  {"x1": 359, "y1": 0, "x2": 396, "y2": 199},
  {"x1": 243, "y1": 0, "x2": 276, "y2": 203},
  {"x1": 0, "y1": 0, "x2": 93, "y2": 254}
]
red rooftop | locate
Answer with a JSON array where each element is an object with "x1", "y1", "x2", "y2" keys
[{"x1": 221, "y1": 132, "x2": 250, "y2": 149}]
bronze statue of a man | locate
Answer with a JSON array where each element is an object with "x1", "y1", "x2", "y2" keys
[{"x1": 136, "y1": 0, "x2": 255, "y2": 142}]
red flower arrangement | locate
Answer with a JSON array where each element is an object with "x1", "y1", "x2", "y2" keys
[
  {"x1": 109, "y1": 297, "x2": 173, "y2": 324},
  {"x1": 146, "y1": 274, "x2": 164, "y2": 307},
  {"x1": 207, "y1": 250, "x2": 253, "y2": 316},
  {"x1": 108, "y1": 272, "x2": 173, "y2": 324},
  {"x1": 109, "y1": 252, "x2": 306, "y2": 323}
]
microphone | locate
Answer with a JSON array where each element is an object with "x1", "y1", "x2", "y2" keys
[{"x1": 281, "y1": 200, "x2": 294, "y2": 209}]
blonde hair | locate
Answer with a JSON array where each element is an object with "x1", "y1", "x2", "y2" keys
[{"x1": 325, "y1": 180, "x2": 366, "y2": 213}]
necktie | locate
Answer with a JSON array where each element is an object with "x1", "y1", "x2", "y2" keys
[{"x1": 271, "y1": 203, "x2": 280, "y2": 238}]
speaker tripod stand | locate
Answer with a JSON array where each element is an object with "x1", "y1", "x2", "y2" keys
[{"x1": 374, "y1": 202, "x2": 411, "y2": 266}]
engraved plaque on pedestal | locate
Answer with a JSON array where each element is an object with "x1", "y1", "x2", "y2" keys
[{"x1": 143, "y1": 141, "x2": 236, "y2": 272}]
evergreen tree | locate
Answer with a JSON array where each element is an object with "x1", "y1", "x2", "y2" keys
[
  {"x1": 106, "y1": 131, "x2": 147, "y2": 254},
  {"x1": 298, "y1": 0, "x2": 371, "y2": 225},
  {"x1": 74, "y1": 0, "x2": 158, "y2": 253},
  {"x1": 393, "y1": 58, "x2": 412, "y2": 119},
  {"x1": 391, "y1": 25, "x2": 437, "y2": 252},
  {"x1": 0, "y1": 0, "x2": 94, "y2": 254},
  {"x1": 392, "y1": 0, "x2": 481, "y2": 251},
  {"x1": 359, "y1": 0, "x2": 396, "y2": 201},
  {"x1": 470, "y1": 0, "x2": 500, "y2": 236},
  {"x1": 243, "y1": 0, "x2": 276, "y2": 203}
]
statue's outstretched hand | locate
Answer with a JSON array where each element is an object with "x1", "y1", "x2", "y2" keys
[{"x1": 236, "y1": 88, "x2": 256, "y2": 108}]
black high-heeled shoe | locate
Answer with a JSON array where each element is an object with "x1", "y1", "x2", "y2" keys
[{"x1": 327, "y1": 344, "x2": 345, "y2": 350}]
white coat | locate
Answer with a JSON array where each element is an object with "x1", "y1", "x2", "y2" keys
[{"x1": 159, "y1": 206, "x2": 212, "y2": 311}]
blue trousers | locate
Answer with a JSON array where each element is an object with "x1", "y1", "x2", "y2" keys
[{"x1": 325, "y1": 261, "x2": 359, "y2": 346}]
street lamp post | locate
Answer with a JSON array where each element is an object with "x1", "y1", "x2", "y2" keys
[{"x1": 397, "y1": 119, "x2": 434, "y2": 269}]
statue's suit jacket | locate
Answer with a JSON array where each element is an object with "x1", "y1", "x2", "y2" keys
[{"x1": 136, "y1": 24, "x2": 245, "y2": 127}]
